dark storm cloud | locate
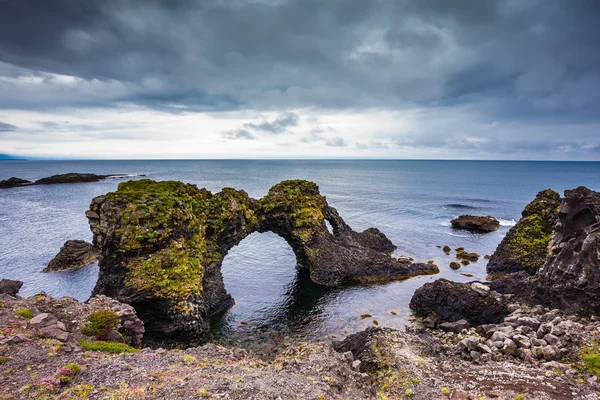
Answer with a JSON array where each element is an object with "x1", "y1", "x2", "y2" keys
[
  {"x1": 0, "y1": 0, "x2": 599, "y2": 159},
  {"x1": 0, "y1": 0, "x2": 598, "y2": 115}
]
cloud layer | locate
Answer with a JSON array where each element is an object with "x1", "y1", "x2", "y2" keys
[{"x1": 0, "y1": 0, "x2": 599, "y2": 159}]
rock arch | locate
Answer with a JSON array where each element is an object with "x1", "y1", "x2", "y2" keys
[{"x1": 86, "y1": 179, "x2": 438, "y2": 343}]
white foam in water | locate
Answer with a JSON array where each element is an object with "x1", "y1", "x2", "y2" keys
[{"x1": 498, "y1": 218, "x2": 517, "y2": 227}]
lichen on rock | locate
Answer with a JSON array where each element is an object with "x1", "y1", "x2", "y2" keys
[{"x1": 87, "y1": 179, "x2": 439, "y2": 343}]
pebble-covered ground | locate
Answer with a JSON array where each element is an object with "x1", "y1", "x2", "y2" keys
[{"x1": 2, "y1": 289, "x2": 600, "y2": 399}]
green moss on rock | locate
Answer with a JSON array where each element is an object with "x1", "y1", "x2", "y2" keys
[{"x1": 487, "y1": 189, "x2": 561, "y2": 275}]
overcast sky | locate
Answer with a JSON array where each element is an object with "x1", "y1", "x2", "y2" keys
[{"x1": 0, "y1": 0, "x2": 599, "y2": 159}]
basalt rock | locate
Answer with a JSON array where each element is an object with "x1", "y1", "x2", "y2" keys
[
  {"x1": 0, "y1": 279, "x2": 23, "y2": 297},
  {"x1": 0, "y1": 173, "x2": 129, "y2": 189},
  {"x1": 43, "y1": 240, "x2": 99, "y2": 272},
  {"x1": 450, "y1": 215, "x2": 499, "y2": 232},
  {"x1": 409, "y1": 279, "x2": 509, "y2": 326},
  {"x1": 487, "y1": 189, "x2": 561, "y2": 275},
  {"x1": 0, "y1": 177, "x2": 31, "y2": 188},
  {"x1": 530, "y1": 187, "x2": 600, "y2": 314},
  {"x1": 35, "y1": 173, "x2": 114, "y2": 185},
  {"x1": 88, "y1": 179, "x2": 439, "y2": 343}
]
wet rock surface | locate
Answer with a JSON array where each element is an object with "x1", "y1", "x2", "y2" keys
[
  {"x1": 450, "y1": 215, "x2": 500, "y2": 232},
  {"x1": 43, "y1": 240, "x2": 99, "y2": 272},
  {"x1": 88, "y1": 179, "x2": 439, "y2": 343}
]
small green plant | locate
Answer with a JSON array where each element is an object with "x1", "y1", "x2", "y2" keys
[
  {"x1": 15, "y1": 308, "x2": 33, "y2": 319},
  {"x1": 81, "y1": 310, "x2": 120, "y2": 340},
  {"x1": 513, "y1": 394, "x2": 525, "y2": 400},
  {"x1": 405, "y1": 388, "x2": 414, "y2": 397},
  {"x1": 411, "y1": 377, "x2": 420, "y2": 385},
  {"x1": 0, "y1": 357, "x2": 8, "y2": 364},
  {"x1": 77, "y1": 340, "x2": 139, "y2": 354},
  {"x1": 183, "y1": 354, "x2": 197, "y2": 364},
  {"x1": 441, "y1": 387, "x2": 451, "y2": 396},
  {"x1": 65, "y1": 363, "x2": 81, "y2": 375}
]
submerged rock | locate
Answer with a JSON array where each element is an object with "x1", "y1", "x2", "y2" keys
[
  {"x1": 409, "y1": 279, "x2": 509, "y2": 326},
  {"x1": 487, "y1": 189, "x2": 561, "y2": 275},
  {"x1": 450, "y1": 215, "x2": 499, "y2": 232},
  {"x1": 43, "y1": 240, "x2": 99, "y2": 272},
  {"x1": 88, "y1": 179, "x2": 439, "y2": 343}
]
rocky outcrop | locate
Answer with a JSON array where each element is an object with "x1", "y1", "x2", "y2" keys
[
  {"x1": 87, "y1": 179, "x2": 439, "y2": 343},
  {"x1": 487, "y1": 189, "x2": 561, "y2": 275},
  {"x1": 450, "y1": 215, "x2": 500, "y2": 232},
  {"x1": 43, "y1": 240, "x2": 99, "y2": 272},
  {"x1": 531, "y1": 187, "x2": 600, "y2": 314},
  {"x1": 0, "y1": 278, "x2": 23, "y2": 297},
  {"x1": 409, "y1": 279, "x2": 509, "y2": 326},
  {"x1": 0, "y1": 173, "x2": 129, "y2": 189},
  {"x1": 0, "y1": 177, "x2": 31, "y2": 188}
]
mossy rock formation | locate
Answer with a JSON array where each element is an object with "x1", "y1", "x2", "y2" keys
[
  {"x1": 487, "y1": 189, "x2": 561, "y2": 275},
  {"x1": 87, "y1": 179, "x2": 438, "y2": 342},
  {"x1": 532, "y1": 186, "x2": 600, "y2": 314}
]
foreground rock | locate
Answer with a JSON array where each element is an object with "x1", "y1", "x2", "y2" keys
[
  {"x1": 487, "y1": 189, "x2": 561, "y2": 275},
  {"x1": 43, "y1": 240, "x2": 99, "y2": 272},
  {"x1": 3, "y1": 285, "x2": 599, "y2": 399},
  {"x1": 334, "y1": 325, "x2": 600, "y2": 399},
  {"x1": 0, "y1": 173, "x2": 130, "y2": 189},
  {"x1": 410, "y1": 279, "x2": 509, "y2": 326},
  {"x1": 0, "y1": 278, "x2": 23, "y2": 297},
  {"x1": 0, "y1": 288, "x2": 370, "y2": 400},
  {"x1": 450, "y1": 215, "x2": 500, "y2": 232},
  {"x1": 88, "y1": 179, "x2": 439, "y2": 343}
]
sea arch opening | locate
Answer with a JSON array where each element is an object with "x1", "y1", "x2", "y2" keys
[{"x1": 218, "y1": 231, "x2": 300, "y2": 330}]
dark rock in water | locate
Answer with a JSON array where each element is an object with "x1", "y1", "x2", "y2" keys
[
  {"x1": 88, "y1": 179, "x2": 439, "y2": 343},
  {"x1": 0, "y1": 177, "x2": 31, "y2": 188},
  {"x1": 450, "y1": 215, "x2": 499, "y2": 232},
  {"x1": 0, "y1": 279, "x2": 23, "y2": 296},
  {"x1": 1, "y1": 173, "x2": 130, "y2": 189},
  {"x1": 442, "y1": 245, "x2": 451, "y2": 253},
  {"x1": 35, "y1": 173, "x2": 110, "y2": 185},
  {"x1": 487, "y1": 189, "x2": 561, "y2": 275},
  {"x1": 449, "y1": 262, "x2": 461, "y2": 270},
  {"x1": 531, "y1": 187, "x2": 600, "y2": 314},
  {"x1": 43, "y1": 240, "x2": 99, "y2": 272},
  {"x1": 409, "y1": 279, "x2": 509, "y2": 325}
]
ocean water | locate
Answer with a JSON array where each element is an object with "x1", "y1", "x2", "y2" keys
[{"x1": 1, "y1": 160, "x2": 599, "y2": 342}]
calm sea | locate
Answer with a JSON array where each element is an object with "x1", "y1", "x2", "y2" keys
[{"x1": 1, "y1": 160, "x2": 599, "y2": 342}]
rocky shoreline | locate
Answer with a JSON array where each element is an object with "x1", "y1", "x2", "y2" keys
[
  {"x1": 0, "y1": 173, "x2": 137, "y2": 189},
  {"x1": 1, "y1": 181, "x2": 600, "y2": 399}
]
